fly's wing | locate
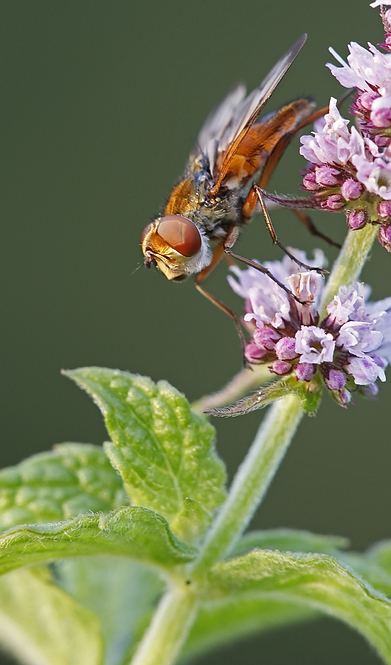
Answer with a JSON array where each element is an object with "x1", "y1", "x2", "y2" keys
[
  {"x1": 208, "y1": 34, "x2": 307, "y2": 195},
  {"x1": 197, "y1": 84, "x2": 247, "y2": 153},
  {"x1": 191, "y1": 84, "x2": 247, "y2": 175}
]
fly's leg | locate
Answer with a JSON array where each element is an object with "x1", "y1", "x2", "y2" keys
[
  {"x1": 293, "y1": 209, "x2": 342, "y2": 249},
  {"x1": 195, "y1": 243, "x2": 251, "y2": 367},
  {"x1": 222, "y1": 225, "x2": 309, "y2": 305},
  {"x1": 254, "y1": 186, "x2": 328, "y2": 274},
  {"x1": 242, "y1": 185, "x2": 327, "y2": 274},
  {"x1": 241, "y1": 102, "x2": 344, "y2": 253}
]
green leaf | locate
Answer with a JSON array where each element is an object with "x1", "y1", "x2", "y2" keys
[
  {"x1": 338, "y1": 552, "x2": 391, "y2": 599},
  {"x1": 336, "y1": 540, "x2": 391, "y2": 599},
  {"x1": 170, "y1": 499, "x2": 212, "y2": 546},
  {"x1": 0, "y1": 567, "x2": 103, "y2": 665},
  {"x1": 0, "y1": 443, "x2": 127, "y2": 532},
  {"x1": 233, "y1": 532, "x2": 391, "y2": 601},
  {"x1": 182, "y1": 594, "x2": 316, "y2": 663},
  {"x1": 205, "y1": 374, "x2": 322, "y2": 417},
  {"x1": 56, "y1": 557, "x2": 163, "y2": 665},
  {"x1": 64, "y1": 368, "x2": 226, "y2": 540},
  {"x1": 233, "y1": 533, "x2": 391, "y2": 602},
  {"x1": 207, "y1": 550, "x2": 391, "y2": 664},
  {"x1": 232, "y1": 528, "x2": 349, "y2": 557},
  {"x1": 0, "y1": 506, "x2": 196, "y2": 576},
  {"x1": 367, "y1": 539, "x2": 391, "y2": 576}
]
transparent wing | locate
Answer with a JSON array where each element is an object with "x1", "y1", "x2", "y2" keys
[
  {"x1": 210, "y1": 34, "x2": 307, "y2": 192},
  {"x1": 197, "y1": 84, "x2": 247, "y2": 154}
]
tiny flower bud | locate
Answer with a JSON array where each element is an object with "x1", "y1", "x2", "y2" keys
[
  {"x1": 341, "y1": 179, "x2": 363, "y2": 201},
  {"x1": 362, "y1": 383, "x2": 379, "y2": 398},
  {"x1": 377, "y1": 201, "x2": 391, "y2": 220},
  {"x1": 315, "y1": 166, "x2": 341, "y2": 187},
  {"x1": 327, "y1": 194, "x2": 345, "y2": 210},
  {"x1": 347, "y1": 209, "x2": 367, "y2": 230},
  {"x1": 253, "y1": 327, "x2": 279, "y2": 351},
  {"x1": 339, "y1": 388, "x2": 352, "y2": 406},
  {"x1": 357, "y1": 92, "x2": 377, "y2": 112},
  {"x1": 303, "y1": 172, "x2": 320, "y2": 191},
  {"x1": 244, "y1": 343, "x2": 267, "y2": 364},
  {"x1": 275, "y1": 336, "x2": 297, "y2": 360},
  {"x1": 375, "y1": 135, "x2": 390, "y2": 148},
  {"x1": 378, "y1": 222, "x2": 391, "y2": 252},
  {"x1": 325, "y1": 369, "x2": 347, "y2": 391},
  {"x1": 294, "y1": 362, "x2": 316, "y2": 382},
  {"x1": 271, "y1": 360, "x2": 292, "y2": 375},
  {"x1": 371, "y1": 107, "x2": 391, "y2": 128}
]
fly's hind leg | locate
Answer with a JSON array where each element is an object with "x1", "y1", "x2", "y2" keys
[
  {"x1": 242, "y1": 183, "x2": 327, "y2": 274},
  {"x1": 254, "y1": 186, "x2": 328, "y2": 274},
  {"x1": 293, "y1": 209, "x2": 342, "y2": 249},
  {"x1": 241, "y1": 101, "x2": 343, "y2": 264}
]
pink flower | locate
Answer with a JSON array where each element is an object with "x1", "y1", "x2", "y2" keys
[
  {"x1": 353, "y1": 153, "x2": 391, "y2": 199},
  {"x1": 370, "y1": 1, "x2": 391, "y2": 8},
  {"x1": 229, "y1": 253, "x2": 391, "y2": 406}
]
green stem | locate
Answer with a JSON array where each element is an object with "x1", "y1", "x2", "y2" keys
[
  {"x1": 130, "y1": 584, "x2": 198, "y2": 665},
  {"x1": 320, "y1": 224, "x2": 378, "y2": 312},
  {"x1": 191, "y1": 394, "x2": 303, "y2": 574}
]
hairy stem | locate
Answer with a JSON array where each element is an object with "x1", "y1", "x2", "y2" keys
[
  {"x1": 130, "y1": 584, "x2": 198, "y2": 665},
  {"x1": 191, "y1": 394, "x2": 303, "y2": 574},
  {"x1": 320, "y1": 223, "x2": 378, "y2": 312}
]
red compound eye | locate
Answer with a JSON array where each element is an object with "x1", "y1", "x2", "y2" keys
[{"x1": 157, "y1": 215, "x2": 202, "y2": 257}]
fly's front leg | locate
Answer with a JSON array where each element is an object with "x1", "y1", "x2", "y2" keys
[{"x1": 195, "y1": 243, "x2": 251, "y2": 368}]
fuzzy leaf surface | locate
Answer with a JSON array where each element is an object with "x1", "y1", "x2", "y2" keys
[
  {"x1": 182, "y1": 595, "x2": 315, "y2": 662},
  {"x1": 367, "y1": 539, "x2": 391, "y2": 577},
  {"x1": 0, "y1": 443, "x2": 126, "y2": 532},
  {"x1": 233, "y1": 531, "x2": 391, "y2": 602},
  {"x1": 0, "y1": 506, "x2": 196, "y2": 575},
  {"x1": 232, "y1": 528, "x2": 349, "y2": 557},
  {"x1": 339, "y1": 552, "x2": 391, "y2": 599},
  {"x1": 207, "y1": 550, "x2": 391, "y2": 663},
  {"x1": 336, "y1": 540, "x2": 391, "y2": 599},
  {"x1": 64, "y1": 368, "x2": 226, "y2": 537},
  {"x1": 0, "y1": 567, "x2": 103, "y2": 665}
]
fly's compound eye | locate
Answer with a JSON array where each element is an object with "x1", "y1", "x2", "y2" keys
[{"x1": 157, "y1": 215, "x2": 202, "y2": 257}]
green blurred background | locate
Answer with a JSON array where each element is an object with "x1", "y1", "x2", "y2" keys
[{"x1": 2, "y1": 1, "x2": 391, "y2": 663}]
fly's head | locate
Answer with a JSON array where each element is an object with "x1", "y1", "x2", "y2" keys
[{"x1": 141, "y1": 215, "x2": 212, "y2": 281}]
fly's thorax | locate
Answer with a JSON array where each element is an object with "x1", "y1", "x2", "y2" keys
[
  {"x1": 164, "y1": 169, "x2": 212, "y2": 218},
  {"x1": 164, "y1": 163, "x2": 243, "y2": 230},
  {"x1": 141, "y1": 215, "x2": 212, "y2": 281}
]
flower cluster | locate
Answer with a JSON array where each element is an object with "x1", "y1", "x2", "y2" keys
[
  {"x1": 228, "y1": 251, "x2": 391, "y2": 406},
  {"x1": 275, "y1": 3, "x2": 391, "y2": 251},
  {"x1": 299, "y1": 99, "x2": 391, "y2": 231},
  {"x1": 370, "y1": 0, "x2": 391, "y2": 52}
]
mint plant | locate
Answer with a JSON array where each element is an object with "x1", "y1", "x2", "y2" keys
[{"x1": 3, "y1": 3, "x2": 391, "y2": 665}]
